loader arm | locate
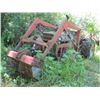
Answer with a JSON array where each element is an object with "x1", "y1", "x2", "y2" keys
[
  {"x1": 43, "y1": 19, "x2": 81, "y2": 58},
  {"x1": 15, "y1": 18, "x2": 57, "y2": 50},
  {"x1": 22, "y1": 18, "x2": 57, "y2": 38}
]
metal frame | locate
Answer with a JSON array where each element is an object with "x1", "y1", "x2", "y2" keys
[{"x1": 7, "y1": 18, "x2": 81, "y2": 66}]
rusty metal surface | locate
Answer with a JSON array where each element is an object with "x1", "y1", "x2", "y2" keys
[
  {"x1": 21, "y1": 18, "x2": 57, "y2": 39},
  {"x1": 55, "y1": 42, "x2": 73, "y2": 58},
  {"x1": 18, "y1": 62, "x2": 33, "y2": 78},
  {"x1": 7, "y1": 50, "x2": 34, "y2": 66},
  {"x1": 42, "y1": 19, "x2": 80, "y2": 58},
  {"x1": 8, "y1": 50, "x2": 43, "y2": 78}
]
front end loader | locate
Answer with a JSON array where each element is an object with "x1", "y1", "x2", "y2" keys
[{"x1": 7, "y1": 17, "x2": 93, "y2": 79}]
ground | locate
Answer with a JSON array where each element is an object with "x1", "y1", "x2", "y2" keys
[{"x1": 84, "y1": 51, "x2": 100, "y2": 86}]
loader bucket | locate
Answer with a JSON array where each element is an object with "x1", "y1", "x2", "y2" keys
[
  {"x1": 7, "y1": 50, "x2": 42, "y2": 79},
  {"x1": 8, "y1": 51, "x2": 34, "y2": 65}
]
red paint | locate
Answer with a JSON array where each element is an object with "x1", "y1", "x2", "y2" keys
[
  {"x1": 24, "y1": 18, "x2": 57, "y2": 38},
  {"x1": 76, "y1": 30, "x2": 80, "y2": 44},
  {"x1": 7, "y1": 51, "x2": 34, "y2": 66},
  {"x1": 20, "y1": 55, "x2": 34, "y2": 65},
  {"x1": 7, "y1": 51, "x2": 17, "y2": 59},
  {"x1": 43, "y1": 19, "x2": 81, "y2": 57}
]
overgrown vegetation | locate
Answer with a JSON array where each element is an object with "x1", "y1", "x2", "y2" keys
[
  {"x1": 1, "y1": 13, "x2": 100, "y2": 87},
  {"x1": 41, "y1": 49, "x2": 86, "y2": 86},
  {"x1": 1, "y1": 49, "x2": 86, "y2": 86}
]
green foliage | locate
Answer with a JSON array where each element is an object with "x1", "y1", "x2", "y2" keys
[
  {"x1": 1, "y1": 13, "x2": 63, "y2": 47},
  {"x1": 2, "y1": 72, "x2": 33, "y2": 86},
  {"x1": 1, "y1": 49, "x2": 86, "y2": 87},
  {"x1": 41, "y1": 49, "x2": 86, "y2": 86},
  {"x1": 35, "y1": 50, "x2": 43, "y2": 59},
  {"x1": 78, "y1": 14, "x2": 100, "y2": 35},
  {"x1": 1, "y1": 42, "x2": 9, "y2": 74},
  {"x1": 90, "y1": 55, "x2": 100, "y2": 63}
]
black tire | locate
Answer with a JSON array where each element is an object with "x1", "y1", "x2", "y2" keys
[{"x1": 79, "y1": 38, "x2": 93, "y2": 58}]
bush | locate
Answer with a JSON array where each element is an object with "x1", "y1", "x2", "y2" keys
[
  {"x1": 1, "y1": 13, "x2": 64, "y2": 47},
  {"x1": 41, "y1": 49, "x2": 86, "y2": 86}
]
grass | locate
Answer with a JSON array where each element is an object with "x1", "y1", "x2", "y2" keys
[
  {"x1": 83, "y1": 46, "x2": 100, "y2": 86},
  {"x1": 1, "y1": 45, "x2": 100, "y2": 87}
]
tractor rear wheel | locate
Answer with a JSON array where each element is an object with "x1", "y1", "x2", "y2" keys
[{"x1": 79, "y1": 38, "x2": 94, "y2": 58}]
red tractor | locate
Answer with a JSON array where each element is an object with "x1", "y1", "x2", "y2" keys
[{"x1": 7, "y1": 17, "x2": 94, "y2": 79}]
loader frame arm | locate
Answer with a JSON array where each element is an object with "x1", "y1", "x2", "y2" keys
[
  {"x1": 22, "y1": 18, "x2": 57, "y2": 38},
  {"x1": 7, "y1": 18, "x2": 81, "y2": 77},
  {"x1": 15, "y1": 18, "x2": 57, "y2": 50},
  {"x1": 43, "y1": 19, "x2": 81, "y2": 58}
]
